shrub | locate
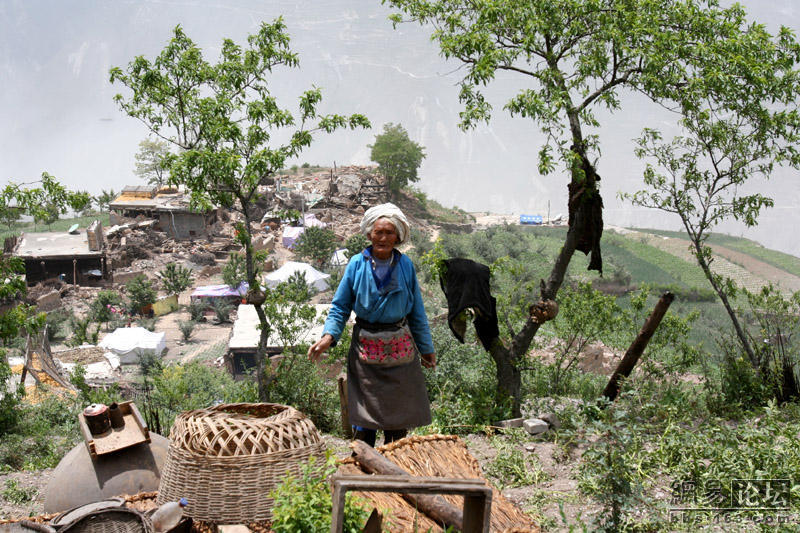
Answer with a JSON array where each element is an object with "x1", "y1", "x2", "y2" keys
[
  {"x1": 188, "y1": 299, "x2": 208, "y2": 321},
  {"x1": 178, "y1": 320, "x2": 196, "y2": 342},
  {"x1": 425, "y1": 324, "x2": 512, "y2": 432},
  {"x1": 272, "y1": 271, "x2": 313, "y2": 304},
  {"x1": 294, "y1": 226, "x2": 338, "y2": 268},
  {"x1": 160, "y1": 262, "x2": 194, "y2": 295},
  {"x1": 211, "y1": 298, "x2": 234, "y2": 323},
  {"x1": 88, "y1": 290, "x2": 123, "y2": 328},
  {"x1": 68, "y1": 315, "x2": 99, "y2": 347},
  {"x1": 125, "y1": 275, "x2": 157, "y2": 314},
  {"x1": 266, "y1": 351, "x2": 340, "y2": 434},
  {"x1": 343, "y1": 233, "x2": 370, "y2": 260},
  {"x1": 222, "y1": 252, "x2": 248, "y2": 289},
  {"x1": 137, "y1": 317, "x2": 157, "y2": 331},
  {"x1": 271, "y1": 452, "x2": 370, "y2": 532},
  {"x1": 138, "y1": 361, "x2": 257, "y2": 436}
]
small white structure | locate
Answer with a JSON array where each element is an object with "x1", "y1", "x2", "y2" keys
[
  {"x1": 264, "y1": 261, "x2": 331, "y2": 292},
  {"x1": 99, "y1": 327, "x2": 167, "y2": 365},
  {"x1": 330, "y1": 249, "x2": 349, "y2": 267},
  {"x1": 226, "y1": 303, "x2": 353, "y2": 378}
]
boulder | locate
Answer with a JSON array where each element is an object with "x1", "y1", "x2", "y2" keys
[
  {"x1": 539, "y1": 412, "x2": 561, "y2": 430},
  {"x1": 36, "y1": 290, "x2": 61, "y2": 312},
  {"x1": 113, "y1": 270, "x2": 145, "y2": 285},
  {"x1": 523, "y1": 418, "x2": 549, "y2": 435}
]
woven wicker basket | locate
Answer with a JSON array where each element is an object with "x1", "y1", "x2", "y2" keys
[
  {"x1": 156, "y1": 403, "x2": 325, "y2": 523},
  {"x1": 60, "y1": 508, "x2": 152, "y2": 533}
]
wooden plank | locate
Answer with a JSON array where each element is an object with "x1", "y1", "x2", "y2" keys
[
  {"x1": 331, "y1": 474, "x2": 492, "y2": 533},
  {"x1": 337, "y1": 374, "x2": 352, "y2": 439}
]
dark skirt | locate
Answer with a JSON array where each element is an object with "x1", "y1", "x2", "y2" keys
[{"x1": 347, "y1": 321, "x2": 432, "y2": 430}]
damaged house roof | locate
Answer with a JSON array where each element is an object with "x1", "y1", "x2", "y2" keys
[{"x1": 14, "y1": 231, "x2": 103, "y2": 259}]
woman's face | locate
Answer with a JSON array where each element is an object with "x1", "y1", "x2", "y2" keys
[{"x1": 369, "y1": 218, "x2": 399, "y2": 259}]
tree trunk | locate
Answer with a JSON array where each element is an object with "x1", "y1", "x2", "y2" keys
[
  {"x1": 693, "y1": 240, "x2": 758, "y2": 372},
  {"x1": 240, "y1": 200, "x2": 272, "y2": 401}
]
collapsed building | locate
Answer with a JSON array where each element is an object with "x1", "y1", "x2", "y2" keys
[
  {"x1": 109, "y1": 185, "x2": 218, "y2": 241},
  {"x1": 8, "y1": 220, "x2": 108, "y2": 286}
]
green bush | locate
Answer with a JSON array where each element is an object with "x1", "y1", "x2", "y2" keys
[
  {"x1": 178, "y1": 320, "x2": 196, "y2": 342},
  {"x1": 88, "y1": 290, "x2": 123, "y2": 327},
  {"x1": 343, "y1": 233, "x2": 370, "y2": 260},
  {"x1": 211, "y1": 298, "x2": 234, "y2": 323},
  {"x1": 222, "y1": 252, "x2": 248, "y2": 289},
  {"x1": 294, "y1": 226, "x2": 338, "y2": 268},
  {"x1": 125, "y1": 275, "x2": 157, "y2": 314},
  {"x1": 271, "y1": 452, "x2": 370, "y2": 533},
  {"x1": 425, "y1": 324, "x2": 512, "y2": 432},
  {"x1": 188, "y1": 299, "x2": 208, "y2": 321},
  {"x1": 138, "y1": 362, "x2": 257, "y2": 436},
  {"x1": 267, "y1": 351, "x2": 340, "y2": 434},
  {"x1": 160, "y1": 262, "x2": 194, "y2": 295}
]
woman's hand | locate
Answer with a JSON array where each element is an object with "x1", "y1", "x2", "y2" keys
[
  {"x1": 421, "y1": 352, "x2": 436, "y2": 369},
  {"x1": 308, "y1": 334, "x2": 334, "y2": 361}
]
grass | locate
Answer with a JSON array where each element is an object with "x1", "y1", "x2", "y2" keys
[
  {"x1": 0, "y1": 212, "x2": 111, "y2": 241},
  {"x1": 643, "y1": 228, "x2": 800, "y2": 279}
]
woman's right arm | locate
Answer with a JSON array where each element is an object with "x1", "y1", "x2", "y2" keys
[{"x1": 308, "y1": 260, "x2": 356, "y2": 361}]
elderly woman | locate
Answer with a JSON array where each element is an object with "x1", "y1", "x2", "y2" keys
[{"x1": 307, "y1": 203, "x2": 435, "y2": 447}]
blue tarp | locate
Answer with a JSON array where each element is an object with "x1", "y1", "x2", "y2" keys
[{"x1": 520, "y1": 214, "x2": 543, "y2": 225}]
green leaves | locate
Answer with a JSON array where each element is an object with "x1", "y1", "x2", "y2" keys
[{"x1": 368, "y1": 122, "x2": 426, "y2": 192}]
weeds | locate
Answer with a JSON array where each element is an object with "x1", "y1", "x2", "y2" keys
[{"x1": 2, "y1": 479, "x2": 38, "y2": 505}]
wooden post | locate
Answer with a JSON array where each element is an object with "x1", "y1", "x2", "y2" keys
[
  {"x1": 73, "y1": 259, "x2": 77, "y2": 288},
  {"x1": 350, "y1": 440, "x2": 466, "y2": 530},
  {"x1": 602, "y1": 291, "x2": 676, "y2": 402},
  {"x1": 337, "y1": 374, "x2": 352, "y2": 438}
]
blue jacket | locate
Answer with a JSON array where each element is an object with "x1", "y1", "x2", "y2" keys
[{"x1": 322, "y1": 249, "x2": 435, "y2": 354}]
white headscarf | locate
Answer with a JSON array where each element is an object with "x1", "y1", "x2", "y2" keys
[{"x1": 360, "y1": 203, "x2": 410, "y2": 244}]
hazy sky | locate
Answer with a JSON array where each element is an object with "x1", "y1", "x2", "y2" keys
[{"x1": 2, "y1": 0, "x2": 800, "y2": 256}]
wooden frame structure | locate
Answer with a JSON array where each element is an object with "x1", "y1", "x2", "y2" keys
[{"x1": 330, "y1": 474, "x2": 492, "y2": 533}]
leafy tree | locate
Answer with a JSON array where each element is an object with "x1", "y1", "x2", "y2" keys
[
  {"x1": 368, "y1": 122, "x2": 425, "y2": 194},
  {"x1": 125, "y1": 275, "x2": 157, "y2": 315},
  {"x1": 111, "y1": 20, "x2": 369, "y2": 400},
  {"x1": 293, "y1": 226, "x2": 337, "y2": 268},
  {"x1": 159, "y1": 262, "x2": 194, "y2": 295},
  {"x1": 387, "y1": 0, "x2": 800, "y2": 415},
  {"x1": 2, "y1": 173, "x2": 91, "y2": 232},
  {"x1": 134, "y1": 138, "x2": 171, "y2": 188},
  {"x1": 622, "y1": 12, "x2": 800, "y2": 387},
  {"x1": 0, "y1": 206, "x2": 21, "y2": 230},
  {"x1": 550, "y1": 283, "x2": 621, "y2": 395},
  {"x1": 34, "y1": 203, "x2": 60, "y2": 230},
  {"x1": 94, "y1": 189, "x2": 117, "y2": 211}
]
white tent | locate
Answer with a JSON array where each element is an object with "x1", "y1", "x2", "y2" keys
[
  {"x1": 264, "y1": 261, "x2": 330, "y2": 292},
  {"x1": 330, "y1": 248, "x2": 349, "y2": 267},
  {"x1": 99, "y1": 327, "x2": 167, "y2": 365}
]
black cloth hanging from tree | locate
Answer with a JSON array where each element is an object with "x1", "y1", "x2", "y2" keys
[{"x1": 439, "y1": 258, "x2": 500, "y2": 351}]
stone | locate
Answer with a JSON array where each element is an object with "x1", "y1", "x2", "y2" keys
[
  {"x1": 523, "y1": 418, "x2": 549, "y2": 435},
  {"x1": 540, "y1": 412, "x2": 561, "y2": 430},
  {"x1": 218, "y1": 526, "x2": 251, "y2": 533},
  {"x1": 497, "y1": 417, "x2": 524, "y2": 429},
  {"x1": 113, "y1": 270, "x2": 145, "y2": 285},
  {"x1": 198, "y1": 265, "x2": 222, "y2": 277},
  {"x1": 36, "y1": 290, "x2": 61, "y2": 312}
]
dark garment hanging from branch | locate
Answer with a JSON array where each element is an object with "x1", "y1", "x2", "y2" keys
[
  {"x1": 439, "y1": 258, "x2": 500, "y2": 351},
  {"x1": 568, "y1": 156, "x2": 604, "y2": 274}
]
